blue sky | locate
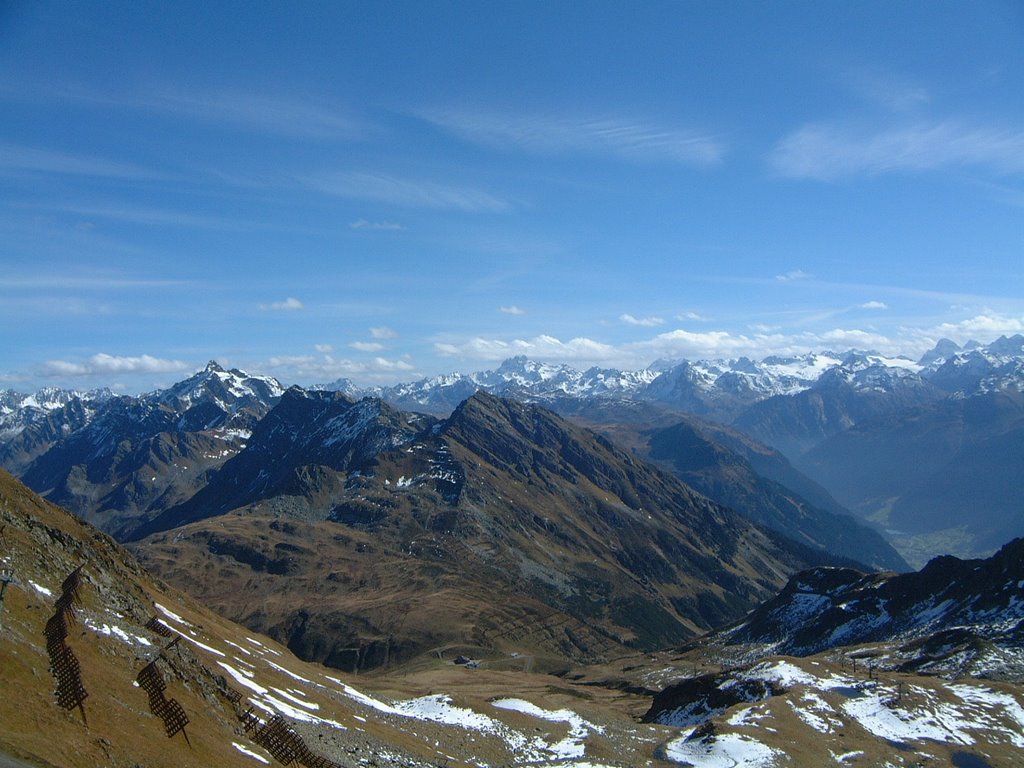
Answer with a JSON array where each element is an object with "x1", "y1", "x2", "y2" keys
[{"x1": 1, "y1": 1, "x2": 1022, "y2": 392}]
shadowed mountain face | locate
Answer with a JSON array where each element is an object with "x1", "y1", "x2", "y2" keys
[
  {"x1": 643, "y1": 420, "x2": 907, "y2": 571},
  {"x1": 732, "y1": 362, "x2": 943, "y2": 459},
  {"x1": 133, "y1": 388, "x2": 433, "y2": 537},
  {"x1": 550, "y1": 400, "x2": 906, "y2": 571},
  {"x1": 0, "y1": 390, "x2": 111, "y2": 474},
  {"x1": 719, "y1": 338, "x2": 1024, "y2": 564},
  {"x1": 134, "y1": 392, "x2": 851, "y2": 672}
]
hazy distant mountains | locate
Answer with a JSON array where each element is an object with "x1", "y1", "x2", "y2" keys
[
  {"x1": 324, "y1": 336, "x2": 1023, "y2": 425},
  {"x1": 326, "y1": 351, "x2": 869, "y2": 419}
]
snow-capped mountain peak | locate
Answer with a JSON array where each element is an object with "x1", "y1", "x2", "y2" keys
[{"x1": 151, "y1": 361, "x2": 284, "y2": 412}]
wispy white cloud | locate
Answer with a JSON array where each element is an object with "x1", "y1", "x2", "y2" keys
[
  {"x1": 418, "y1": 107, "x2": 725, "y2": 167},
  {"x1": 314, "y1": 344, "x2": 334, "y2": 353},
  {"x1": 771, "y1": 120, "x2": 1024, "y2": 180},
  {"x1": 41, "y1": 353, "x2": 190, "y2": 376},
  {"x1": 677, "y1": 311, "x2": 709, "y2": 322},
  {"x1": 0, "y1": 274, "x2": 191, "y2": 290},
  {"x1": 349, "y1": 218, "x2": 405, "y2": 231},
  {"x1": 370, "y1": 326, "x2": 397, "y2": 339},
  {"x1": 499, "y1": 305, "x2": 526, "y2": 316},
  {"x1": 265, "y1": 353, "x2": 415, "y2": 383},
  {"x1": 260, "y1": 297, "x2": 304, "y2": 311},
  {"x1": 620, "y1": 313, "x2": 665, "y2": 327},
  {"x1": 143, "y1": 88, "x2": 364, "y2": 139},
  {"x1": 309, "y1": 171, "x2": 511, "y2": 212},
  {"x1": 775, "y1": 270, "x2": 811, "y2": 282},
  {"x1": 0, "y1": 142, "x2": 158, "y2": 179},
  {"x1": 350, "y1": 341, "x2": 385, "y2": 352},
  {"x1": 860, "y1": 300, "x2": 888, "y2": 310},
  {"x1": 435, "y1": 334, "x2": 618, "y2": 363},
  {"x1": 18, "y1": 81, "x2": 365, "y2": 140},
  {"x1": 20, "y1": 201, "x2": 254, "y2": 231}
]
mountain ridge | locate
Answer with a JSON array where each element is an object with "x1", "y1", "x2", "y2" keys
[{"x1": 132, "y1": 390, "x2": 859, "y2": 672}]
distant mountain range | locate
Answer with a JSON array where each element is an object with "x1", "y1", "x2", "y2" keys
[
  {"x1": 6, "y1": 362, "x2": 282, "y2": 537},
  {"x1": 325, "y1": 335, "x2": 1023, "y2": 422},
  {"x1": 0, "y1": 361, "x2": 898, "y2": 672},
  {"x1": 3, "y1": 334, "x2": 1022, "y2": 570}
]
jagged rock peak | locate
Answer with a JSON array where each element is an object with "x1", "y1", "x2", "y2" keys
[{"x1": 919, "y1": 338, "x2": 961, "y2": 366}]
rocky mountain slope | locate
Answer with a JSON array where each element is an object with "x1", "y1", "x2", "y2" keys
[
  {"x1": 0, "y1": 467, "x2": 294, "y2": 768},
  {"x1": 135, "y1": 388, "x2": 432, "y2": 536},
  {"x1": 132, "y1": 392, "x2": 856, "y2": 675},
  {"x1": 323, "y1": 336, "x2": 1024, "y2": 564},
  {"x1": 0, "y1": 386, "x2": 112, "y2": 473}
]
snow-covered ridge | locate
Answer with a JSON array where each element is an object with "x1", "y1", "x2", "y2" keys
[
  {"x1": 718, "y1": 537, "x2": 1024, "y2": 679},
  {"x1": 325, "y1": 339, "x2": 1021, "y2": 415},
  {"x1": 0, "y1": 386, "x2": 112, "y2": 440},
  {"x1": 0, "y1": 361, "x2": 283, "y2": 465},
  {"x1": 150, "y1": 360, "x2": 285, "y2": 412}
]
